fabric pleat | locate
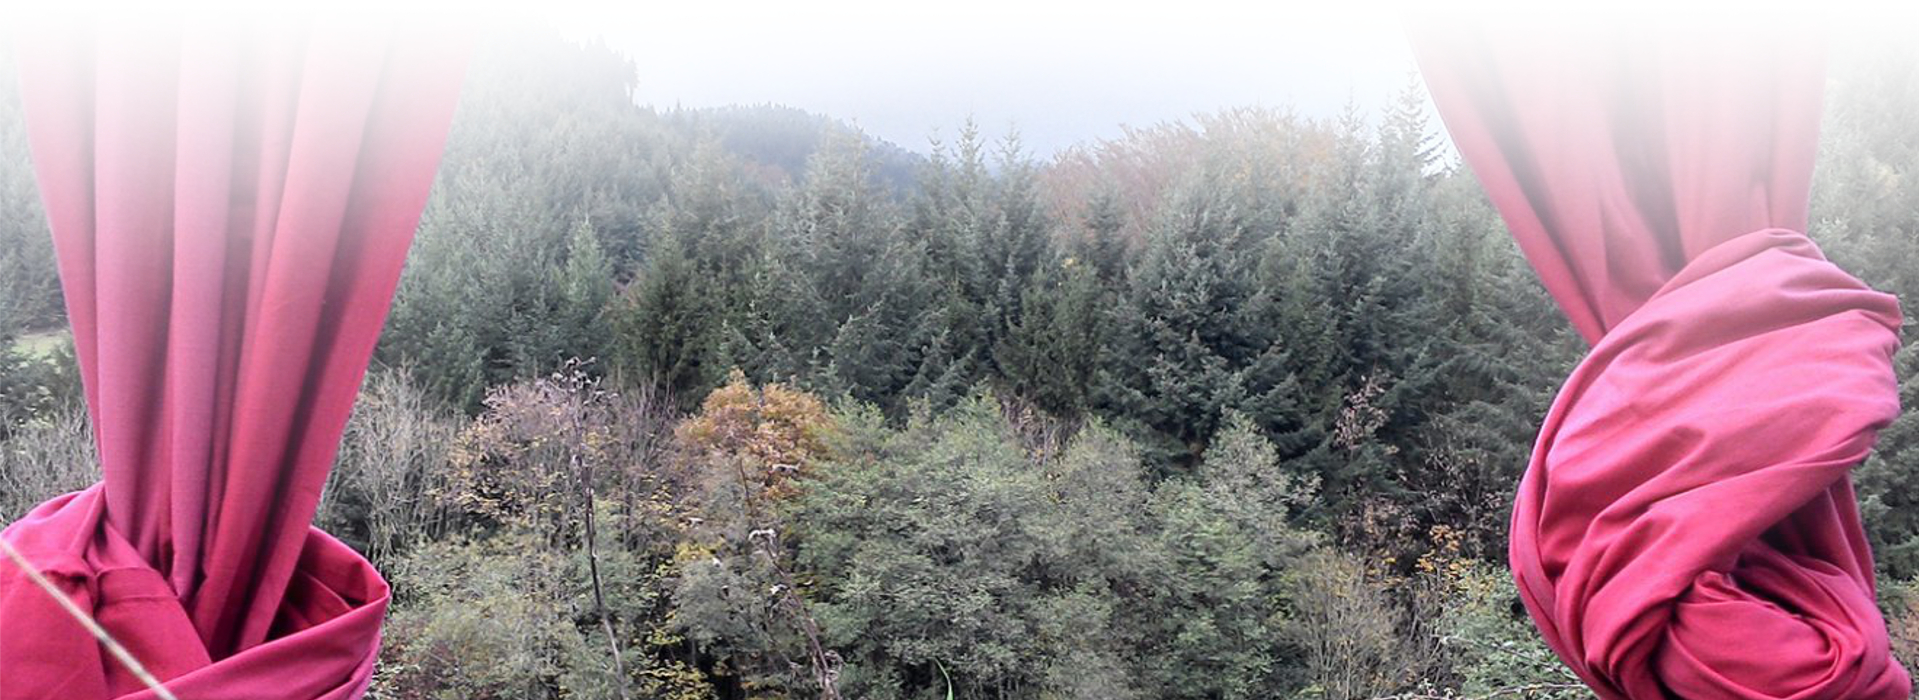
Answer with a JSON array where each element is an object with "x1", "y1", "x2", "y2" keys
[
  {"x1": 1, "y1": 15, "x2": 465, "y2": 699},
  {"x1": 1413, "y1": 19, "x2": 1910, "y2": 699}
]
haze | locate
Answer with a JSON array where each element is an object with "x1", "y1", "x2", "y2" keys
[{"x1": 551, "y1": 1, "x2": 1417, "y2": 155}]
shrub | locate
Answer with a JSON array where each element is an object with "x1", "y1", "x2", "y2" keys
[
  {"x1": 669, "y1": 371, "x2": 841, "y2": 698},
  {"x1": 1129, "y1": 413, "x2": 1320, "y2": 699},
  {"x1": 375, "y1": 534, "x2": 588, "y2": 700},
  {"x1": 1884, "y1": 576, "x2": 1919, "y2": 675},
  {"x1": 788, "y1": 397, "x2": 1166, "y2": 699},
  {"x1": 0, "y1": 406, "x2": 96, "y2": 521},
  {"x1": 318, "y1": 369, "x2": 461, "y2": 564},
  {"x1": 1425, "y1": 559, "x2": 1584, "y2": 700}
]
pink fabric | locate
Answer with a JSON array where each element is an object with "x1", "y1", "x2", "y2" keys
[
  {"x1": 1, "y1": 17, "x2": 464, "y2": 699},
  {"x1": 1414, "y1": 21, "x2": 1910, "y2": 699}
]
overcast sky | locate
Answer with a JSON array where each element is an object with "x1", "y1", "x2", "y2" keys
[{"x1": 549, "y1": 1, "x2": 1419, "y2": 155}]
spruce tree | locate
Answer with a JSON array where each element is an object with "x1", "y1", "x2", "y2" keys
[
  {"x1": 774, "y1": 127, "x2": 940, "y2": 415},
  {"x1": 558, "y1": 218, "x2": 613, "y2": 364},
  {"x1": 1098, "y1": 178, "x2": 1263, "y2": 474},
  {"x1": 611, "y1": 224, "x2": 721, "y2": 401},
  {"x1": 1816, "y1": 48, "x2": 1919, "y2": 579},
  {"x1": 1078, "y1": 185, "x2": 1131, "y2": 284},
  {"x1": 995, "y1": 259, "x2": 1107, "y2": 418}
]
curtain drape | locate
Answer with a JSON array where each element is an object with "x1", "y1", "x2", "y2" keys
[
  {"x1": 1, "y1": 16, "x2": 464, "y2": 699},
  {"x1": 1413, "y1": 20, "x2": 1910, "y2": 699}
]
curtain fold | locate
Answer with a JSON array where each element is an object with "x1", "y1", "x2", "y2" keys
[
  {"x1": 1, "y1": 15, "x2": 465, "y2": 699},
  {"x1": 1413, "y1": 19, "x2": 1910, "y2": 699}
]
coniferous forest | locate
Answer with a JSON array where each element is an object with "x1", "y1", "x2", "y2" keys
[{"x1": 6, "y1": 32, "x2": 1919, "y2": 700}]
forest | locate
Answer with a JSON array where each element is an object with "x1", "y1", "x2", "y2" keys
[{"x1": 4, "y1": 32, "x2": 1919, "y2": 700}]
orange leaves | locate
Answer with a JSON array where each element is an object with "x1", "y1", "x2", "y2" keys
[{"x1": 675, "y1": 370, "x2": 835, "y2": 500}]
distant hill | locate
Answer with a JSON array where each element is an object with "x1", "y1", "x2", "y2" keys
[{"x1": 663, "y1": 104, "x2": 923, "y2": 195}]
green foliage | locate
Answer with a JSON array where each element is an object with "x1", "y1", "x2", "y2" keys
[
  {"x1": 1280, "y1": 549, "x2": 1412, "y2": 700},
  {"x1": 1098, "y1": 175, "x2": 1272, "y2": 474},
  {"x1": 0, "y1": 406, "x2": 97, "y2": 521},
  {"x1": 666, "y1": 374, "x2": 842, "y2": 697},
  {"x1": 0, "y1": 337, "x2": 37, "y2": 439},
  {"x1": 371, "y1": 368, "x2": 696, "y2": 699},
  {"x1": 374, "y1": 527, "x2": 711, "y2": 700},
  {"x1": 1133, "y1": 415, "x2": 1319, "y2": 699},
  {"x1": 0, "y1": 47, "x2": 76, "y2": 440},
  {"x1": 1858, "y1": 343, "x2": 1919, "y2": 578},
  {"x1": 39, "y1": 33, "x2": 1919, "y2": 700},
  {"x1": 665, "y1": 104, "x2": 923, "y2": 195},
  {"x1": 379, "y1": 31, "x2": 675, "y2": 410},
  {"x1": 1394, "y1": 174, "x2": 1576, "y2": 561},
  {"x1": 777, "y1": 128, "x2": 944, "y2": 416},
  {"x1": 994, "y1": 258, "x2": 1107, "y2": 418},
  {"x1": 792, "y1": 398, "x2": 1153, "y2": 699},
  {"x1": 1424, "y1": 561, "x2": 1586, "y2": 700},
  {"x1": 1073, "y1": 185, "x2": 1130, "y2": 282},
  {"x1": 612, "y1": 225, "x2": 723, "y2": 401},
  {"x1": 377, "y1": 534, "x2": 588, "y2": 700},
  {"x1": 0, "y1": 331, "x2": 82, "y2": 444},
  {"x1": 1883, "y1": 576, "x2": 1919, "y2": 674},
  {"x1": 0, "y1": 44, "x2": 62, "y2": 331}
]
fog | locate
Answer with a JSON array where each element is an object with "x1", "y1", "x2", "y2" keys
[{"x1": 552, "y1": 1, "x2": 1417, "y2": 155}]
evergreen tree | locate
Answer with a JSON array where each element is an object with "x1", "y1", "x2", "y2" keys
[
  {"x1": 382, "y1": 177, "x2": 555, "y2": 410},
  {"x1": 1396, "y1": 173, "x2": 1576, "y2": 559},
  {"x1": 792, "y1": 399, "x2": 1163, "y2": 700},
  {"x1": 1134, "y1": 414, "x2": 1320, "y2": 699},
  {"x1": 611, "y1": 224, "x2": 721, "y2": 401},
  {"x1": 663, "y1": 132, "x2": 774, "y2": 289},
  {"x1": 713, "y1": 255, "x2": 811, "y2": 386},
  {"x1": 1076, "y1": 185, "x2": 1131, "y2": 284},
  {"x1": 558, "y1": 218, "x2": 614, "y2": 363},
  {"x1": 1098, "y1": 178, "x2": 1264, "y2": 474},
  {"x1": 0, "y1": 327, "x2": 34, "y2": 440},
  {"x1": 909, "y1": 121, "x2": 1058, "y2": 397},
  {"x1": 1250, "y1": 107, "x2": 1428, "y2": 518},
  {"x1": 775, "y1": 127, "x2": 939, "y2": 415},
  {"x1": 378, "y1": 30, "x2": 676, "y2": 410},
  {"x1": 1859, "y1": 343, "x2": 1919, "y2": 578},
  {"x1": 995, "y1": 259, "x2": 1107, "y2": 418},
  {"x1": 0, "y1": 43, "x2": 61, "y2": 330}
]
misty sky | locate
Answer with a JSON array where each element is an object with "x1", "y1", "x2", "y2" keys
[{"x1": 551, "y1": 2, "x2": 1419, "y2": 155}]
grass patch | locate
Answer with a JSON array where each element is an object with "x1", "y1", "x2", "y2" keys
[{"x1": 11, "y1": 330, "x2": 68, "y2": 358}]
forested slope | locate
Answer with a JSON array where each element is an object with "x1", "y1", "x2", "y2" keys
[{"x1": 4, "y1": 32, "x2": 1917, "y2": 700}]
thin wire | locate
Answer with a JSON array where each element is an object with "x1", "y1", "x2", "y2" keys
[{"x1": 0, "y1": 535, "x2": 181, "y2": 700}]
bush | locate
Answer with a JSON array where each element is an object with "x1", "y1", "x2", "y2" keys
[
  {"x1": 1883, "y1": 576, "x2": 1919, "y2": 676},
  {"x1": 1108, "y1": 413, "x2": 1321, "y2": 699},
  {"x1": 0, "y1": 406, "x2": 96, "y2": 521},
  {"x1": 1424, "y1": 560, "x2": 1584, "y2": 700},
  {"x1": 784, "y1": 397, "x2": 1178, "y2": 699},
  {"x1": 318, "y1": 370, "x2": 462, "y2": 564},
  {"x1": 375, "y1": 534, "x2": 586, "y2": 700},
  {"x1": 0, "y1": 335, "x2": 81, "y2": 444},
  {"x1": 374, "y1": 509, "x2": 707, "y2": 700},
  {"x1": 368, "y1": 366, "x2": 700, "y2": 700},
  {"x1": 668, "y1": 372, "x2": 842, "y2": 698},
  {"x1": 1281, "y1": 549, "x2": 1411, "y2": 700}
]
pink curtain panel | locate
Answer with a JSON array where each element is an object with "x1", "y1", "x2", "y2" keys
[
  {"x1": 1414, "y1": 19, "x2": 1911, "y2": 699},
  {"x1": 1, "y1": 16, "x2": 464, "y2": 699}
]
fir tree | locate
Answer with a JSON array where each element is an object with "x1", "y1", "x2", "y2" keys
[
  {"x1": 1098, "y1": 178, "x2": 1263, "y2": 474},
  {"x1": 1078, "y1": 185, "x2": 1131, "y2": 284},
  {"x1": 995, "y1": 259, "x2": 1107, "y2": 418},
  {"x1": 611, "y1": 224, "x2": 721, "y2": 401},
  {"x1": 558, "y1": 218, "x2": 613, "y2": 364}
]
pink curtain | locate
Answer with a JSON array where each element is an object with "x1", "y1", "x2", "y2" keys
[
  {"x1": 1414, "y1": 20, "x2": 1910, "y2": 699},
  {"x1": 1, "y1": 17, "x2": 464, "y2": 699}
]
